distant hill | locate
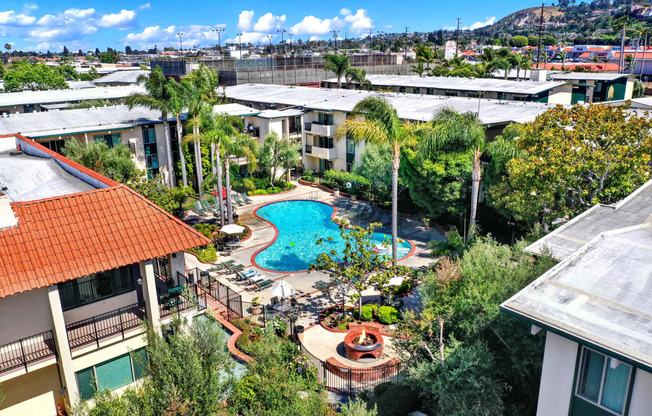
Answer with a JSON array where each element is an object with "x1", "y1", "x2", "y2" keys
[{"x1": 490, "y1": 6, "x2": 565, "y2": 30}]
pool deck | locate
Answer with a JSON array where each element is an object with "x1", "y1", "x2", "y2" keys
[{"x1": 185, "y1": 183, "x2": 442, "y2": 366}]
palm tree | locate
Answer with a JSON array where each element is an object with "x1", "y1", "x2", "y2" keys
[
  {"x1": 126, "y1": 67, "x2": 176, "y2": 187},
  {"x1": 415, "y1": 44, "x2": 437, "y2": 71},
  {"x1": 556, "y1": 51, "x2": 567, "y2": 68},
  {"x1": 182, "y1": 78, "x2": 210, "y2": 198},
  {"x1": 410, "y1": 62, "x2": 427, "y2": 77},
  {"x1": 324, "y1": 53, "x2": 351, "y2": 88},
  {"x1": 590, "y1": 54, "x2": 601, "y2": 70},
  {"x1": 420, "y1": 108, "x2": 486, "y2": 236},
  {"x1": 221, "y1": 134, "x2": 258, "y2": 224},
  {"x1": 168, "y1": 79, "x2": 189, "y2": 187},
  {"x1": 335, "y1": 96, "x2": 432, "y2": 264},
  {"x1": 345, "y1": 67, "x2": 372, "y2": 90}
]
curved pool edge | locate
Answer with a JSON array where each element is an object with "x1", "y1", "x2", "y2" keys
[{"x1": 251, "y1": 199, "x2": 416, "y2": 274}]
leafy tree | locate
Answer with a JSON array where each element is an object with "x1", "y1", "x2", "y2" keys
[
  {"x1": 542, "y1": 35, "x2": 557, "y2": 46},
  {"x1": 340, "y1": 399, "x2": 378, "y2": 416},
  {"x1": 633, "y1": 80, "x2": 645, "y2": 98},
  {"x1": 309, "y1": 222, "x2": 397, "y2": 318},
  {"x1": 220, "y1": 131, "x2": 258, "y2": 224},
  {"x1": 323, "y1": 53, "x2": 350, "y2": 88},
  {"x1": 410, "y1": 62, "x2": 427, "y2": 77},
  {"x1": 355, "y1": 143, "x2": 399, "y2": 206},
  {"x1": 4, "y1": 62, "x2": 69, "y2": 91},
  {"x1": 400, "y1": 148, "x2": 472, "y2": 220},
  {"x1": 490, "y1": 105, "x2": 652, "y2": 231},
  {"x1": 126, "y1": 67, "x2": 176, "y2": 187},
  {"x1": 509, "y1": 35, "x2": 528, "y2": 47},
  {"x1": 0, "y1": 61, "x2": 6, "y2": 79},
  {"x1": 55, "y1": 64, "x2": 80, "y2": 81},
  {"x1": 257, "y1": 132, "x2": 301, "y2": 187},
  {"x1": 127, "y1": 176, "x2": 194, "y2": 215},
  {"x1": 335, "y1": 96, "x2": 435, "y2": 263},
  {"x1": 98, "y1": 51, "x2": 119, "y2": 63},
  {"x1": 61, "y1": 140, "x2": 137, "y2": 183}
]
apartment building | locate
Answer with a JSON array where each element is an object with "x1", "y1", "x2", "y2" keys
[
  {"x1": 0, "y1": 85, "x2": 145, "y2": 114},
  {"x1": 0, "y1": 134, "x2": 210, "y2": 416},
  {"x1": 322, "y1": 73, "x2": 574, "y2": 105},
  {"x1": 224, "y1": 83, "x2": 564, "y2": 173},
  {"x1": 501, "y1": 181, "x2": 652, "y2": 416}
]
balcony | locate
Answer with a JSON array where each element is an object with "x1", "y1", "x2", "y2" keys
[
  {"x1": 0, "y1": 331, "x2": 57, "y2": 376},
  {"x1": 310, "y1": 146, "x2": 337, "y2": 160},
  {"x1": 310, "y1": 123, "x2": 335, "y2": 137},
  {"x1": 305, "y1": 144, "x2": 312, "y2": 154}
]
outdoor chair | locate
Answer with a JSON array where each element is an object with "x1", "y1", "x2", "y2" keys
[
  {"x1": 314, "y1": 280, "x2": 331, "y2": 291},
  {"x1": 232, "y1": 194, "x2": 246, "y2": 206},
  {"x1": 269, "y1": 296, "x2": 279, "y2": 307},
  {"x1": 193, "y1": 201, "x2": 212, "y2": 217},
  {"x1": 209, "y1": 197, "x2": 224, "y2": 213},
  {"x1": 256, "y1": 279, "x2": 274, "y2": 290},
  {"x1": 240, "y1": 192, "x2": 254, "y2": 204},
  {"x1": 202, "y1": 200, "x2": 220, "y2": 215}
]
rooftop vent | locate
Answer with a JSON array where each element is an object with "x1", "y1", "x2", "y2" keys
[{"x1": 0, "y1": 193, "x2": 17, "y2": 230}]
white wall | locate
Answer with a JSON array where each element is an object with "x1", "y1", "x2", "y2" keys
[
  {"x1": 536, "y1": 331, "x2": 578, "y2": 416},
  {"x1": 0, "y1": 288, "x2": 53, "y2": 345},
  {"x1": 62, "y1": 290, "x2": 141, "y2": 324},
  {"x1": 548, "y1": 85, "x2": 573, "y2": 105},
  {"x1": 628, "y1": 368, "x2": 652, "y2": 416}
]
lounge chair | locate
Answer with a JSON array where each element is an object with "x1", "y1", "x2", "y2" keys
[
  {"x1": 194, "y1": 201, "x2": 212, "y2": 217},
  {"x1": 232, "y1": 194, "x2": 246, "y2": 206},
  {"x1": 240, "y1": 192, "x2": 254, "y2": 204},
  {"x1": 314, "y1": 280, "x2": 331, "y2": 291},
  {"x1": 228, "y1": 263, "x2": 246, "y2": 272},
  {"x1": 202, "y1": 200, "x2": 220, "y2": 215},
  {"x1": 256, "y1": 279, "x2": 274, "y2": 290}
]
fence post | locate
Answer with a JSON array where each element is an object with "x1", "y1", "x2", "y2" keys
[
  {"x1": 93, "y1": 317, "x2": 99, "y2": 349},
  {"x1": 19, "y1": 338, "x2": 27, "y2": 372},
  {"x1": 119, "y1": 308, "x2": 125, "y2": 339},
  {"x1": 348, "y1": 366, "x2": 353, "y2": 397}
]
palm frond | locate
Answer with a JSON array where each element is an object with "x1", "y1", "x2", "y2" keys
[{"x1": 335, "y1": 118, "x2": 388, "y2": 145}]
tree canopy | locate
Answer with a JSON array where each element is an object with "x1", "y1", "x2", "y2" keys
[
  {"x1": 257, "y1": 132, "x2": 301, "y2": 186},
  {"x1": 61, "y1": 140, "x2": 137, "y2": 183},
  {"x1": 3, "y1": 61, "x2": 69, "y2": 91}
]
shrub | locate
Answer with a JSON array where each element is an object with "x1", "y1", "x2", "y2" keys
[
  {"x1": 353, "y1": 304, "x2": 376, "y2": 321},
  {"x1": 266, "y1": 186, "x2": 282, "y2": 194},
  {"x1": 193, "y1": 223, "x2": 218, "y2": 238},
  {"x1": 252, "y1": 189, "x2": 268, "y2": 195},
  {"x1": 302, "y1": 169, "x2": 315, "y2": 182},
  {"x1": 393, "y1": 279, "x2": 413, "y2": 297},
  {"x1": 242, "y1": 178, "x2": 256, "y2": 193},
  {"x1": 377, "y1": 306, "x2": 400, "y2": 324},
  {"x1": 368, "y1": 383, "x2": 422, "y2": 416},
  {"x1": 187, "y1": 244, "x2": 217, "y2": 263},
  {"x1": 323, "y1": 170, "x2": 370, "y2": 198}
]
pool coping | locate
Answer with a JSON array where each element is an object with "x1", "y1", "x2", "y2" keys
[{"x1": 250, "y1": 199, "x2": 416, "y2": 274}]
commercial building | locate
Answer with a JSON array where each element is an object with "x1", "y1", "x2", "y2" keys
[
  {"x1": 91, "y1": 70, "x2": 149, "y2": 87},
  {"x1": 224, "y1": 83, "x2": 564, "y2": 173},
  {"x1": 0, "y1": 85, "x2": 145, "y2": 114},
  {"x1": 322, "y1": 73, "x2": 574, "y2": 104},
  {"x1": 547, "y1": 72, "x2": 634, "y2": 103},
  {"x1": 501, "y1": 181, "x2": 652, "y2": 416},
  {"x1": 0, "y1": 134, "x2": 209, "y2": 416}
]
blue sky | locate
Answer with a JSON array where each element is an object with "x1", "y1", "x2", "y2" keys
[{"x1": 0, "y1": 1, "x2": 544, "y2": 52}]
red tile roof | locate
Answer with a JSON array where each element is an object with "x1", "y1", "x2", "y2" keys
[{"x1": 0, "y1": 185, "x2": 210, "y2": 298}]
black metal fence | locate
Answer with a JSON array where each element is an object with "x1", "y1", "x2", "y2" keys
[
  {"x1": 299, "y1": 342, "x2": 405, "y2": 397},
  {"x1": 0, "y1": 330, "x2": 57, "y2": 374},
  {"x1": 159, "y1": 283, "x2": 207, "y2": 319},
  {"x1": 66, "y1": 302, "x2": 145, "y2": 350}
]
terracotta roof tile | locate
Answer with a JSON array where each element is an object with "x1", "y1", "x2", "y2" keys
[{"x1": 0, "y1": 185, "x2": 210, "y2": 298}]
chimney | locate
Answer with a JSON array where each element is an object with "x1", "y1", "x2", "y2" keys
[
  {"x1": 0, "y1": 193, "x2": 17, "y2": 230},
  {"x1": 530, "y1": 69, "x2": 548, "y2": 82}
]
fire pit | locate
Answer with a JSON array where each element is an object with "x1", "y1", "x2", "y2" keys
[{"x1": 344, "y1": 327, "x2": 384, "y2": 360}]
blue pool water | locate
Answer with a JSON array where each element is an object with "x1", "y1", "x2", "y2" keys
[{"x1": 254, "y1": 200, "x2": 412, "y2": 272}]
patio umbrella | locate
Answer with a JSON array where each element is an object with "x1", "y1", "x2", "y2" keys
[
  {"x1": 221, "y1": 224, "x2": 245, "y2": 234},
  {"x1": 211, "y1": 187, "x2": 228, "y2": 199},
  {"x1": 270, "y1": 280, "x2": 293, "y2": 298},
  {"x1": 384, "y1": 276, "x2": 405, "y2": 287}
]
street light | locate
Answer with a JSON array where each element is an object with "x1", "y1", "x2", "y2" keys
[
  {"x1": 288, "y1": 33, "x2": 293, "y2": 54},
  {"x1": 277, "y1": 29, "x2": 287, "y2": 55},
  {"x1": 266, "y1": 34, "x2": 274, "y2": 55},
  {"x1": 177, "y1": 32, "x2": 184, "y2": 52},
  {"x1": 212, "y1": 28, "x2": 225, "y2": 51},
  {"x1": 331, "y1": 30, "x2": 340, "y2": 51},
  {"x1": 237, "y1": 33, "x2": 243, "y2": 58}
]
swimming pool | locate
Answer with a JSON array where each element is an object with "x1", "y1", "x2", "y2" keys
[{"x1": 253, "y1": 200, "x2": 413, "y2": 272}]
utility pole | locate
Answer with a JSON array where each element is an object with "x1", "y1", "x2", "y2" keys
[
  {"x1": 455, "y1": 19, "x2": 461, "y2": 57},
  {"x1": 369, "y1": 28, "x2": 373, "y2": 55},
  {"x1": 212, "y1": 28, "x2": 224, "y2": 52},
  {"x1": 288, "y1": 33, "x2": 293, "y2": 54},
  {"x1": 237, "y1": 33, "x2": 243, "y2": 58},
  {"x1": 331, "y1": 30, "x2": 340, "y2": 51},
  {"x1": 267, "y1": 34, "x2": 273, "y2": 54},
  {"x1": 344, "y1": 32, "x2": 348, "y2": 51},
  {"x1": 277, "y1": 29, "x2": 287, "y2": 55},
  {"x1": 177, "y1": 32, "x2": 184, "y2": 52},
  {"x1": 404, "y1": 26, "x2": 409, "y2": 61},
  {"x1": 619, "y1": 21, "x2": 627, "y2": 74},
  {"x1": 536, "y1": 2, "x2": 544, "y2": 68}
]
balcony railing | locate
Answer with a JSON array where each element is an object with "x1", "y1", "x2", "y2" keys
[
  {"x1": 66, "y1": 303, "x2": 145, "y2": 350},
  {"x1": 310, "y1": 123, "x2": 335, "y2": 137},
  {"x1": 310, "y1": 146, "x2": 337, "y2": 160},
  {"x1": 0, "y1": 330, "x2": 57, "y2": 375},
  {"x1": 159, "y1": 283, "x2": 207, "y2": 319},
  {"x1": 305, "y1": 144, "x2": 312, "y2": 154}
]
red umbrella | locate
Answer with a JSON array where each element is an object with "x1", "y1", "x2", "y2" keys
[{"x1": 210, "y1": 188, "x2": 227, "y2": 199}]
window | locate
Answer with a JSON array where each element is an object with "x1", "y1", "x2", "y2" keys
[
  {"x1": 576, "y1": 347, "x2": 632, "y2": 415},
  {"x1": 426, "y1": 88, "x2": 434, "y2": 95},
  {"x1": 398, "y1": 87, "x2": 406, "y2": 93},
  {"x1": 23, "y1": 104, "x2": 35, "y2": 113},
  {"x1": 94, "y1": 133, "x2": 122, "y2": 148},
  {"x1": 76, "y1": 349, "x2": 148, "y2": 400},
  {"x1": 40, "y1": 139, "x2": 66, "y2": 154},
  {"x1": 346, "y1": 138, "x2": 355, "y2": 155},
  {"x1": 497, "y1": 93, "x2": 506, "y2": 100},
  {"x1": 142, "y1": 125, "x2": 159, "y2": 179},
  {"x1": 318, "y1": 113, "x2": 334, "y2": 126},
  {"x1": 318, "y1": 136, "x2": 333, "y2": 149},
  {"x1": 58, "y1": 266, "x2": 134, "y2": 310},
  {"x1": 445, "y1": 91, "x2": 457, "y2": 97},
  {"x1": 413, "y1": 87, "x2": 421, "y2": 94}
]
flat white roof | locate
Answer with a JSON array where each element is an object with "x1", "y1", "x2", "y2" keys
[
  {"x1": 549, "y1": 72, "x2": 629, "y2": 81},
  {"x1": 0, "y1": 85, "x2": 144, "y2": 108},
  {"x1": 92, "y1": 70, "x2": 149, "y2": 84},
  {"x1": 502, "y1": 223, "x2": 652, "y2": 371},
  {"x1": 213, "y1": 103, "x2": 260, "y2": 117},
  {"x1": 324, "y1": 74, "x2": 567, "y2": 95},
  {"x1": 225, "y1": 84, "x2": 561, "y2": 126}
]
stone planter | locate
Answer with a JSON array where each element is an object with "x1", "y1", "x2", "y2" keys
[
  {"x1": 351, "y1": 195, "x2": 357, "y2": 201},
  {"x1": 251, "y1": 305, "x2": 263, "y2": 315},
  {"x1": 333, "y1": 188, "x2": 340, "y2": 197}
]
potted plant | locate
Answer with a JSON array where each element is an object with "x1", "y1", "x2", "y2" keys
[
  {"x1": 333, "y1": 187, "x2": 340, "y2": 197},
  {"x1": 251, "y1": 297, "x2": 262, "y2": 315},
  {"x1": 350, "y1": 187, "x2": 357, "y2": 201}
]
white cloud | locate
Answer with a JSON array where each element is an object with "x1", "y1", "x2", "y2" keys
[
  {"x1": 344, "y1": 9, "x2": 373, "y2": 32},
  {"x1": 384, "y1": 25, "x2": 393, "y2": 29},
  {"x1": 97, "y1": 9, "x2": 137, "y2": 29},
  {"x1": 0, "y1": 11, "x2": 37, "y2": 25},
  {"x1": 23, "y1": 4, "x2": 38, "y2": 12},
  {"x1": 139, "y1": 3, "x2": 151, "y2": 10},
  {"x1": 340, "y1": 8, "x2": 351, "y2": 16},
  {"x1": 124, "y1": 25, "x2": 176, "y2": 44},
  {"x1": 291, "y1": 15, "x2": 343, "y2": 35},
  {"x1": 126, "y1": 24, "x2": 235, "y2": 48},
  {"x1": 462, "y1": 16, "x2": 496, "y2": 31},
  {"x1": 64, "y1": 8, "x2": 96, "y2": 19},
  {"x1": 309, "y1": 35, "x2": 320, "y2": 41},
  {"x1": 238, "y1": 10, "x2": 254, "y2": 31},
  {"x1": 252, "y1": 12, "x2": 286, "y2": 32}
]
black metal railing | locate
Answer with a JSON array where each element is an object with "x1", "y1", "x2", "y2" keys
[
  {"x1": 305, "y1": 144, "x2": 312, "y2": 154},
  {"x1": 66, "y1": 303, "x2": 145, "y2": 350},
  {"x1": 0, "y1": 330, "x2": 57, "y2": 375},
  {"x1": 298, "y1": 342, "x2": 404, "y2": 397},
  {"x1": 158, "y1": 283, "x2": 206, "y2": 319}
]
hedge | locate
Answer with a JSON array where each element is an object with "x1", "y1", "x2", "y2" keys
[{"x1": 322, "y1": 170, "x2": 370, "y2": 197}]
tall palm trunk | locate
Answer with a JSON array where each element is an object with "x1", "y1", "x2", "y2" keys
[
  {"x1": 469, "y1": 149, "x2": 482, "y2": 235},
  {"x1": 224, "y1": 153, "x2": 234, "y2": 224},
  {"x1": 194, "y1": 124, "x2": 204, "y2": 198},
  {"x1": 162, "y1": 117, "x2": 175, "y2": 187},
  {"x1": 176, "y1": 117, "x2": 188, "y2": 187},
  {"x1": 632, "y1": 34, "x2": 642, "y2": 74},
  {"x1": 215, "y1": 145, "x2": 225, "y2": 227},
  {"x1": 640, "y1": 33, "x2": 648, "y2": 78},
  {"x1": 391, "y1": 146, "x2": 399, "y2": 265},
  {"x1": 620, "y1": 24, "x2": 627, "y2": 74}
]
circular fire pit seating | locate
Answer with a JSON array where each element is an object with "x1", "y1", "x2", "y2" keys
[{"x1": 344, "y1": 326, "x2": 384, "y2": 361}]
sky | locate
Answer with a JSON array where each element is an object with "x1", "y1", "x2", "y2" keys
[{"x1": 0, "y1": 1, "x2": 546, "y2": 52}]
